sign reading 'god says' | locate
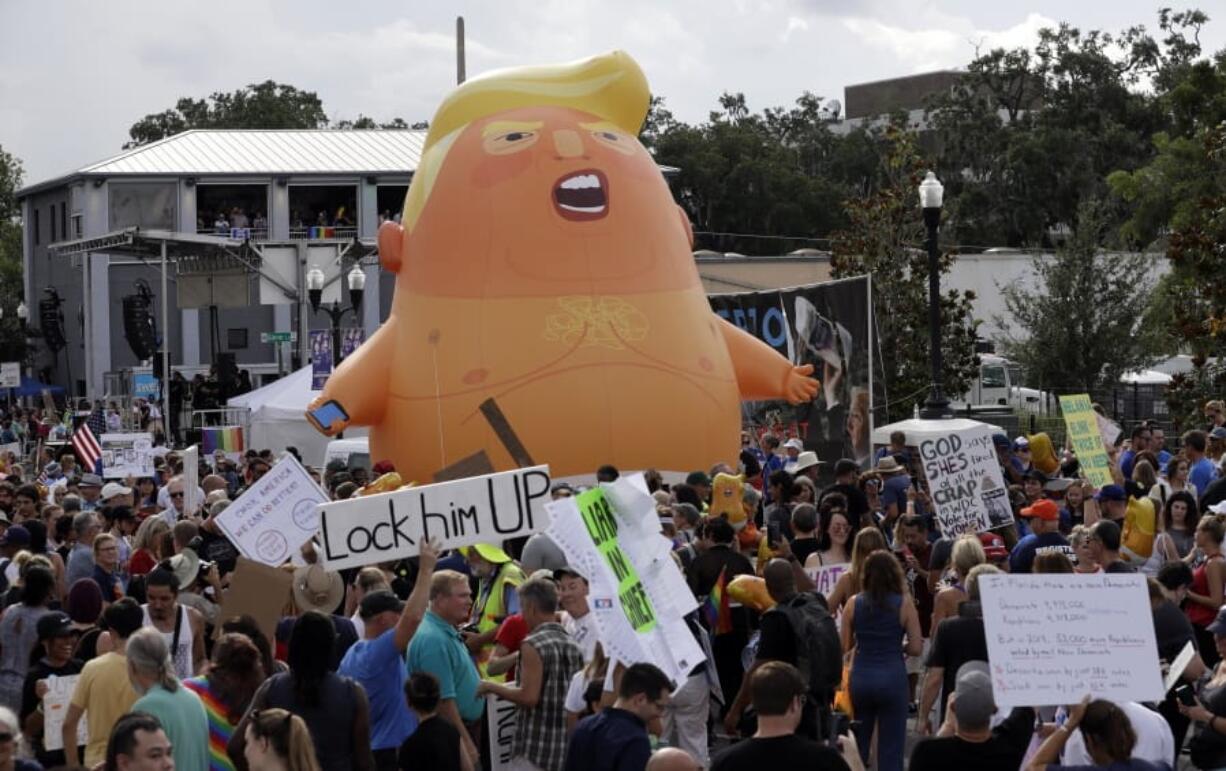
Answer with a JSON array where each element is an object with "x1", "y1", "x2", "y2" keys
[{"x1": 318, "y1": 465, "x2": 552, "y2": 570}]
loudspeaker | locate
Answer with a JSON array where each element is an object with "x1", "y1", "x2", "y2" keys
[
  {"x1": 216, "y1": 352, "x2": 238, "y2": 401},
  {"x1": 39, "y1": 297, "x2": 66, "y2": 351},
  {"x1": 122, "y1": 293, "x2": 158, "y2": 361}
]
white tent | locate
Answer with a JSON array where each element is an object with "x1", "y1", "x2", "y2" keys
[
  {"x1": 227, "y1": 366, "x2": 366, "y2": 466},
  {"x1": 871, "y1": 417, "x2": 1004, "y2": 447}
]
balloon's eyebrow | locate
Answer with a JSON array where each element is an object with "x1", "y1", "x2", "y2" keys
[{"x1": 482, "y1": 120, "x2": 544, "y2": 138}]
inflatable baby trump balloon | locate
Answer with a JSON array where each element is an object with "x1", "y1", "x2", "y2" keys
[{"x1": 306, "y1": 51, "x2": 818, "y2": 481}]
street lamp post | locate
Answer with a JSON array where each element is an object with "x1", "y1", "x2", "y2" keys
[
  {"x1": 919, "y1": 171, "x2": 951, "y2": 420},
  {"x1": 306, "y1": 264, "x2": 366, "y2": 367}
]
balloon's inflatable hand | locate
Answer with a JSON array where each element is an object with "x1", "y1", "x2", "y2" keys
[
  {"x1": 305, "y1": 396, "x2": 351, "y2": 436},
  {"x1": 783, "y1": 364, "x2": 820, "y2": 405}
]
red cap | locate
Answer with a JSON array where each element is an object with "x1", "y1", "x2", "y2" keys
[
  {"x1": 1020, "y1": 498, "x2": 1060, "y2": 521},
  {"x1": 978, "y1": 532, "x2": 1008, "y2": 560}
]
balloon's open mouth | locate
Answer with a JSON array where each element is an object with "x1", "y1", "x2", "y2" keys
[{"x1": 552, "y1": 169, "x2": 609, "y2": 221}]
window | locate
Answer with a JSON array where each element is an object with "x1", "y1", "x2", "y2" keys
[
  {"x1": 980, "y1": 365, "x2": 1007, "y2": 389},
  {"x1": 108, "y1": 182, "x2": 177, "y2": 230},
  {"x1": 227, "y1": 328, "x2": 249, "y2": 350},
  {"x1": 49, "y1": 205, "x2": 55, "y2": 241},
  {"x1": 288, "y1": 185, "x2": 358, "y2": 238},
  {"x1": 61, "y1": 203, "x2": 67, "y2": 241},
  {"x1": 33, "y1": 209, "x2": 39, "y2": 245},
  {"x1": 195, "y1": 184, "x2": 270, "y2": 237}
]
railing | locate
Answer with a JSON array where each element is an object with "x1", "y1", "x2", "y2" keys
[
  {"x1": 196, "y1": 227, "x2": 269, "y2": 240},
  {"x1": 288, "y1": 226, "x2": 358, "y2": 240}
]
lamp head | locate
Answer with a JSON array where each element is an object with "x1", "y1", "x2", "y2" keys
[{"x1": 919, "y1": 171, "x2": 944, "y2": 209}]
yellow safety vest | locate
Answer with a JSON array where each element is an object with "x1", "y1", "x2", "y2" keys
[{"x1": 472, "y1": 562, "x2": 525, "y2": 680}]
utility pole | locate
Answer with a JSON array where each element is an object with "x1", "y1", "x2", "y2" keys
[{"x1": 456, "y1": 16, "x2": 466, "y2": 84}]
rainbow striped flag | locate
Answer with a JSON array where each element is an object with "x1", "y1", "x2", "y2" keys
[
  {"x1": 703, "y1": 567, "x2": 733, "y2": 635},
  {"x1": 202, "y1": 426, "x2": 244, "y2": 455}
]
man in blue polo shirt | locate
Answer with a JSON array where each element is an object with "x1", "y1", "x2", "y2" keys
[
  {"x1": 338, "y1": 540, "x2": 439, "y2": 771},
  {"x1": 407, "y1": 567, "x2": 484, "y2": 769}
]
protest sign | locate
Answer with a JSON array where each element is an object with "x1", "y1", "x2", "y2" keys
[
  {"x1": 486, "y1": 695, "x2": 517, "y2": 771},
  {"x1": 1060, "y1": 394, "x2": 1115, "y2": 488},
  {"x1": 546, "y1": 475, "x2": 704, "y2": 686},
  {"x1": 918, "y1": 424, "x2": 1012, "y2": 536},
  {"x1": 318, "y1": 465, "x2": 552, "y2": 571},
  {"x1": 217, "y1": 557, "x2": 295, "y2": 643},
  {"x1": 0, "y1": 442, "x2": 20, "y2": 459},
  {"x1": 805, "y1": 563, "x2": 849, "y2": 597},
  {"x1": 133, "y1": 373, "x2": 159, "y2": 399},
  {"x1": 214, "y1": 455, "x2": 329, "y2": 566},
  {"x1": 979, "y1": 573, "x2": 1164, "y2": 708},
  {"x1": 99, "y1": 433, "x2": 155, "y2": 478},
  {"x1": 43, "y1": 674, "x2": 89, "y2": 751},
  {"x1": 183, "y1": 445, "x2": 200, "y2": 518}
]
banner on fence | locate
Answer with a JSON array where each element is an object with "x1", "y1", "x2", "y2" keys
[
  {"x1": 917, "y1": 424, "x2": 1013, "y2": 536},
  {"x1": 99, "y1": 433, "x2": 155, "y2": 479},
  {"x1": 979, "y1": 573, "x2": 1164, "y2": 708},
  {"x1": 318, "y1": 466, "x2": 553, "y2": 571},
  {"x1": 708, "y1": 276, "x2": 876, "y2": 467},
  {"x1": 1060, "y1": 394, "x2": 1115, "y2": 488}
]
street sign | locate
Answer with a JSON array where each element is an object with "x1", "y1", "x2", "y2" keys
[
  {"x1": 0, "y1": 362, "x2": 20, "y2": 389},
  {"x1": 260, "y1": 331, "x2": 297, "y2": 344}
]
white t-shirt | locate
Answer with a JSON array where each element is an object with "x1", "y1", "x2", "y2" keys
[
  {"x1": 1060, "y1": 701, "x2": 1173, "y2": 767},
  {"x1": 564, "y1": 670, "x2": 587, "y2": 714},
  {"x1": 561, "y1": 610, "x2": 599, "y2": 663}
]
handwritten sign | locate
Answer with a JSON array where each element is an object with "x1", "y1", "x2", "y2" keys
[
  {"x1": 183, "y1": 445, "x2": 200, "y2": 518},
  {"x1": 546, "y1": 475, "x2": 705, "y2": 686},
  {"x1": 43, "y1": 674, "x2": 89, "y2": 751},
  {"x1": 979, "y1": 573, "x2": 1164, "y2": 708},
  {"x1": 1060, "y1": 394, "x2": 1115, "y2": 488},
  {"x1": 318, "y1": 466, "x2": 552, "y2": 571},
  {"x1": 100, "y1": 433, "x2": 155, "y2": 479},
  {"x1": 486, "y1": 694, "x2": 517, "y2": 771},
  {"x1": 918, "y1": 425, "x2": 1013, "y2": 536},
  {"x1": 214, "y1": 455, "x2": 329, "y2": 566},
  {"x1": 805, "y1": 563, "x2": 849, "y2": 597},
  {"x1": 0, "y1": 362, "x2": 19, "y2": 389}
]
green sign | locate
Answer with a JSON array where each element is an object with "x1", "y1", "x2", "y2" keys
[
  {"x1": 261, "y1": 331, "x2": 296, "y2": 343},
  {"x1": 1059, "y1": 393, "x2": 1114, "y2": 488},
  {"x1": 577, "y1": 488, "x2": 657, "y2": 633}
]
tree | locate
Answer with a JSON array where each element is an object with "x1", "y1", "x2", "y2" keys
[
  {"x1": 124, "y1": 80, "x2": 329, "y2": 147},
  {"x1": 829, "y1": 125, "x2": 980, "y2": 422},
  {"x1": 0, "y1": 146, "x2": 28, "y2": 364},
  {"x1": 995, "y1": 200, "x2": 1159, "y2": 394}
]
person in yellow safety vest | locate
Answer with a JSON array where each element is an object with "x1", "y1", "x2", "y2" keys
[{"x1": 461, "y1": 543, "x2": 525, "y2": 680}]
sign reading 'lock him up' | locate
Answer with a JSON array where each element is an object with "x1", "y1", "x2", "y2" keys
[{"x1": 317, "y1": 465, "x2": 552, "y2": 570}]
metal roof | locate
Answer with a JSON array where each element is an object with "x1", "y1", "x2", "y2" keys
[{"x1": 81, "y1": 129, "x2": 426, "y2": 176}]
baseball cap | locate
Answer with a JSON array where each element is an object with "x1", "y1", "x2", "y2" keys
[
  {"x1": 0, "y1": 525, "x2": 30, "y2": 547},
  {"x1": 685, "y1": 471, "x2": 712, "y2": 487},
  {"x1": 553, "y1": 566, "x2": 587, "y2": 583},
  {"x1": 952, "y1": 661, "x2": 996, "y2": 727},
  {"x1": 101, "y1": 482, "x2": 132, "y2": 501},
  {"x1": 1096, "y1": 484, "x2": 1127, "y2": 503},
  {"x1": 978, "y1": 533, "x2": 1008, "y2": 560},
  {"x1": 462, "y1": 543, "x2": 512, "y2": 564},
  {"x1": 1014, "y1": 436, "x2": 1030, "y2": 450},
  {"x1": 79, "y1": 474, "x2": 103, "y2": 488},
  {"x1": 783, "y1": 438, "x2": 804, "y2": 452},
  {"x1": 359, "y1": 590, "x2": 405, "y2": 620},
  {"x1": 37, "y1": 611, "x2": 76, "y2": 641},
  {"x1": 1020, "y1": 499, "x2": 1060, "y2": 521}
]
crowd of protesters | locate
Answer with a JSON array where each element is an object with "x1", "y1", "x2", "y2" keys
[{"x1": 0, "y1": 399, "x2": 1220, "y2": 770}]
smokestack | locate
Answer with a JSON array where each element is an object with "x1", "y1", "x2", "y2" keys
[{"x1": 456, "y1": 16, "x2": 466, "y2": 84}]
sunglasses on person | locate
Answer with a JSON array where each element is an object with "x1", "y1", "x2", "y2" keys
[
  {"x1": 169, "y1": 491, "x2": 185, "y2": 499},
  {"x1": 0, "y1": 732, "x2": 12, "y2": 743}
]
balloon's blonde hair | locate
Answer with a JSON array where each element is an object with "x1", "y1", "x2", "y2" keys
[{"x1": 400, "y1": 50, "x2": 650, "y2": 232}]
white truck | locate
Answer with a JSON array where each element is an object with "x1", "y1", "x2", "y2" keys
[{"x1": 952, "y1": 353, "x2": 1050, "y2": 415}]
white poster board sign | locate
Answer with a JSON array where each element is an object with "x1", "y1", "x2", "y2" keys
[
  {"x1": 805, "y1": 563, "x2": 849, "y2": 598},
  {"x1": 43, "y1": 674, "x2": 89, "y2": 751},
  {"x1": 0, "y1": 442, "x2": 21, "y2": 460},
  {"x1": 0, "y1": 362, "x2": 19, "y2": 389},
  {"x1": 545, "y1": 475, "x2": 704, "y2": 687},
  {"x1": 486, "y1": 694, "x2": 517, "y2": 771},
  {"x1": 183, "y1": 445, "x2": 200, "y2": 518},
  {"x1": 99, "y1": 433, "x2": 155, "y2": 479},
  {"x1": 918, "y1": 424, "x2": 1013, "y2": 535},
  {"x1": 979, "y1": 573, "x2": 1164, "y2": 708},
  {"x1": 214, "y1": 455, "x2": 329, "y2": 566},
  {"x1": 319, "y1": 465, "x2": 552, "y2": 571}
]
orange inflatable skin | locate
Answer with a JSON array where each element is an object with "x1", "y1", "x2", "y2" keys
[{"x1": 309, "y1": 54, "x2": 817, "y2": 480}]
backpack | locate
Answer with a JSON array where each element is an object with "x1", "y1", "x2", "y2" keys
[{"x1": 768, "y1": 592, "x2": 843, "y2": 698}]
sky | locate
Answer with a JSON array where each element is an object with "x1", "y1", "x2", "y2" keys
[{"x1": 3, "y1": 0, "x2": 1224, "y2": 187}]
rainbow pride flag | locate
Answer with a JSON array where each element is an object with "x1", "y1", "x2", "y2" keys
[
  {"x1": 202, "y1": 426, "x2": 244, "y2": 455},
  {"x1": 702, "y1": 566, "x2": 733, "y2": 635}
]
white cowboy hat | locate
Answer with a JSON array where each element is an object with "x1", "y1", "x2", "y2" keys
[{"x1": 791, "y1": 451, "x2": 823, "y2": 474}]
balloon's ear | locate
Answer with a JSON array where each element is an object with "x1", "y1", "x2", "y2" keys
[
  {"x1": 378, "y1": 221, "x2": 405, "y2": 274},
  {"x1": 676, "y1": 205, "x2": 694, "y2": 250}
]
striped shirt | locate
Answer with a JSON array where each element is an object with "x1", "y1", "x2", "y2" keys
[
  {"x1": 183, "y1": 676, "x2": 236, "y2": 771},
  {"x1": 512, "y1": 622, "x2": 583, "y2": 771}
]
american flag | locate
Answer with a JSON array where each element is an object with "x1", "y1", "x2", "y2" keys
[{"x1": 71, "y1": 422, "x2": 103, "y2": 475}]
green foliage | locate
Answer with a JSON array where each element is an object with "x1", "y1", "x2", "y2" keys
[
  {"x1": 995, "y1": 201, "x2": 1159, "y2": 393},
  {"x1": 829, "y1": 126, "x2": 979, "y2": 422},
  {"x1": 0, "y1": 146, "x2": 27, "y2": 363}
]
